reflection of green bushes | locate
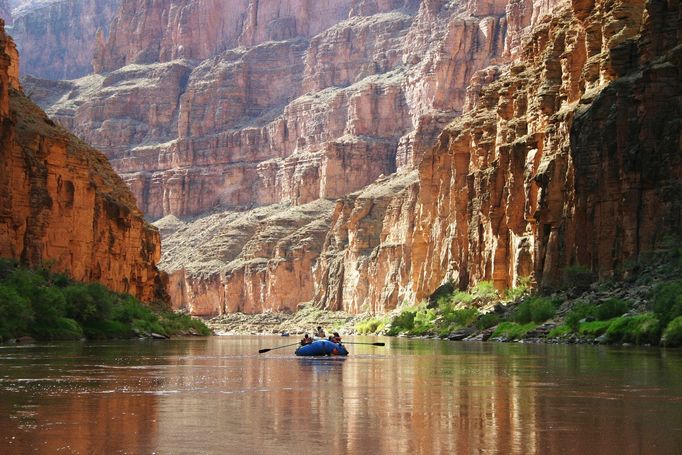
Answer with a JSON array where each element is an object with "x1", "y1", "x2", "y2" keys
[
  {"x1": 513, "y1": 297, "x2": 557, "y2": 323},
  {"x1": 0, "y1": 259, "x2": 210, "y2": 341}
]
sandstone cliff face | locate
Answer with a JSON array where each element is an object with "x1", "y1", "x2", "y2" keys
[
  {"x1": 313, "y1": 0, "x2": 682, "y2": 312},
  {"x1": 4, "y1": 0, "x2": 121, "y2": 79},
  {"x1": 0, "y1": 21, "x2": 164, "y2": 301},
  {"x1": 24, "y1": 0, "x2": 681, "y2": 316}
]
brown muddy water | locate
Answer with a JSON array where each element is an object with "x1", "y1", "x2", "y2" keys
[{"x1": 1, "y1": 337, "x2": 681, "y2": 455}]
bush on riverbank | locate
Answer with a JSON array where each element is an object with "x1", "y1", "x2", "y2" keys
[{"x1": 0, "y1": 259, "x2": 210, "y2": 342}]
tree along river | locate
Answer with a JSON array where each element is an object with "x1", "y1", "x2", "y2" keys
[{"x1": 1, "y1": 336, "x2": 681, "y2": 454}]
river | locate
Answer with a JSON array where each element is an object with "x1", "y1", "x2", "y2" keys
[{"x1": 1, "y1": 337, "x2": 681, "y2": 454}]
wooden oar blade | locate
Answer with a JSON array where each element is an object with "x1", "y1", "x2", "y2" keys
[
  {"x1": 258, "y1": 348, "x2": 271, "y2": 354},
  {"x1": 372, "y1": 342, "x2": 386, "y2": 346}
]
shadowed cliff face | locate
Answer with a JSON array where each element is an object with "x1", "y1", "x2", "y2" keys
[
  {"x1": 0, "y1": 20, "x2": 165, "y2": 301},
  {"x1": 21, "y1": 0, "x2": 682, "y2": 315}
]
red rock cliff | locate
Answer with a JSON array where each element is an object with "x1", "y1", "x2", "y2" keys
[
  {"x1": 0, "y1": 20, "x2": 165, "y2": 301},
  {"x1": 22, "y1": 0, "x2": 682, "y2": 316},
  {"x1": 314, "y1": 0, "x2": 682, "y2": 312},
  {"x1": 4, "y1": 0, "x2": 121, "y2": 79}
]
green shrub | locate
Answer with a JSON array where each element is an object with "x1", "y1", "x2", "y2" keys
[
  {"x1": 492, "y1": 322, "x2": 536, "y2": 340},
  {"x1": 652, "y1": 280, "x2": 682, "y2": 326},
  {"x1": 356, "y1": 317, "x2": 387, "y2": 334},
  {"x1": 475, "y1": 312, "x2": 500, "y2": 330},
  {"x1": 578, "y1": 320, "x2": 612, "y2": 337},
  {"x1": 606, "y1": 313, "x2": 661, "y2": 345},
  {"x1": 387, "y1": 308, "x2": 417, "y2": 335},
  {"x1": 412, "y1": 307, "x2": 437, "y2": 335},
  {"x1": 83, "y1": 319, "x2": 133, "y2": 339},
  {"x1": 548, "y1": 325, "x2": 572, "y2": 338},
  {"x1": 0, "y1": 259, "x2": 210, "y2": 341},
  {"x1": 442, "y1": 307, "x2": 479, "y2": 327},
  {"x1": 565, "y1": 302, "x2": 597, "y2": 331},
  {"x1": 472, "y1": 281, "x2": 498, "y2": 302},
  {"x1": 63, "y1": 283, "x2": 114, "y2": 323},
  {"x1": 563, "y1": 265, "x2": 596, "y2": 292},
  {"x1": 505, "y1": 276, "x2": 532, "y2": 301},
  {"x1": 513, "y1": 297, "x2": 557, "y2": 323},
  {"x1": 159, "y1": 312, "x2": 212, "y2": 336},
  {"x1": 595, "y1": 298, "x2": 630, "y2": 320},
  {"x1": 0, "y1": 284, "x2": 33, "y2": 341},
  {"x1": 36, "y1": 317, "x2": 83, "y2": 341},
  {"x1": 662, "y1": 316, "x2": 682, "y2": 347}
]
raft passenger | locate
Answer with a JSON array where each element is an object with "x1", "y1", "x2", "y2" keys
[
  {"x1": 315, "y1": 326, "x2": 326, "y2": 338},
  {"x1": 300, "y1": 334, "x2": 313, "y2": 346}
]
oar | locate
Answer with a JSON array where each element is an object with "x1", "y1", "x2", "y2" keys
[
  {"x1": 341, "y1": 341, "x2": 385, "y2": 346},
  {"x1": 258, "y1": 342, "x2": 301, "y2": 354}
]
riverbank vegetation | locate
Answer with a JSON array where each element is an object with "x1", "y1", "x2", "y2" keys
[
  {"x1": 355, "y1": 243, "x2": 682, "y2": 347},
  {"x1": 0, "y1": 259, "x2": 211, "y2": 343}
]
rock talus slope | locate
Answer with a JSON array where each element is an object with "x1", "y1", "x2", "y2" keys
[{"x1": 0, "y1": 20, "x2": 165, "y2": 301}]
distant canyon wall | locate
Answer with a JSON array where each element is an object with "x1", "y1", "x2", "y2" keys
[
  {"x1": 20, "y1": 0, "x2": 682, "y2": 315},
  {"x1": 0, "y1": 0, "x2": 121, "y2": 79},
  {"x1": 0, "y1": 20, "x2": 165, "y2": 301}
]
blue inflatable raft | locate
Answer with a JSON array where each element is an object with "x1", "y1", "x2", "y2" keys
[{"x1": 295, "y1": 340, "x2": 349, "y2": 357}]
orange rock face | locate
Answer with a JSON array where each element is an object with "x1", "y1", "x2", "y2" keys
[
  {"x1": 314, "y1": 0, "x2": 682, "y2": 312},
  {"x1": 0, "y1": 21, "x2": 165, "y2": 302},
  {"x1": 22, "y1": 0, "x2": 682, "y2": 315}
]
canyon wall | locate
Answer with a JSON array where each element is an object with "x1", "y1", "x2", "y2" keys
[
  {"x1": 23, "y1": 0, "x2": 682, "y2": 316},
  {"x1": 314, "y1": 0, "x2": 682, "y2": 312},
  {"x1": 1, "y1": 0, "x2": 121, "y2": 79},
  {"x1": 0, "y1": 20, "x2": 165, "y2": 301}
]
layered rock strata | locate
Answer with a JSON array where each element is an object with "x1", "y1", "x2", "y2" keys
[
  {"x1": 24, "y1": 0, "x2": 681, "y2": 316},
  {"x1": 1, "y1": 0, "x2": 121, "y2": 79},
  {"x1": 313, "y1": 0, "x2": 682, "y2": 312},
  {"x1": 0, "y1": 20, "x2": 164, "y2": 301}
]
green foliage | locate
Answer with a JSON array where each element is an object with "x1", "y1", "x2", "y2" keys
[
  {"x1": 505, "y1": 276, "x2": 532, "y2": 301},
  {"x1": 595, "y1": 298, "x2": 630, "y2": 320},
  {"x1": 492, "y1": 322, "x2": 537, "y2": 340},
  {"x1": 438, "y1": 301, "x2": 478, "y2": 326},
  {"x1": 662, "y1": 317, "x2": 682, "y2": 347},
  {"x1": 472, "y1": 281, "x2": 498, "y2": 302},
  {"x1": 356, "y1": 317, "x2": 387, "y2": 335},
  {"x1": 159, "y1": 311, "x2": 212, "y2": 336},
  {"x1": 513, "y1": 297, "x2": 557, "y2": 324},
  {"x1": 36, "y1": 317, "x2": 84, "y2": 341},
  {"x1": 475, "y1": 312, "x2": 500, "y2": 330},
  {"x1": 63, "y1": 283, "x2": 114, "y2": 323},
  {"x1": 0, "y1": 284, "x2": 33, "y2": 340},
  {"x1": 606, "y1": 313, "x2": 661, "y2": 345},
  {"x1": 0, "y1": 259, "x2": 210, "y2": 341},
  {"x1": 578, "y1": 320, "x2": 612, "y2": 337},
  {"x1": 565, "y1": 302, "x2": 596, "y2": 331},
  {"x1": 548, "y1": 325, "x2": 572, "y2": 338},
  {"x1": 563, "y1": 265, "x2": 596, "y2": 292},
  {"x1": 412, "y1": 307, "x2": 437, "y2": 335},
  {"x1": 386, "y1": 308, "x2": 417, "y2": 335},
  {"x1": 651, "y1": 280, "x2": 682, "y2": 327}
]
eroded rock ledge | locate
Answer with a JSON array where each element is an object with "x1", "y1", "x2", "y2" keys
[{"x1": 0, "y1": 21, "x2": 165, "y2": 301}]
